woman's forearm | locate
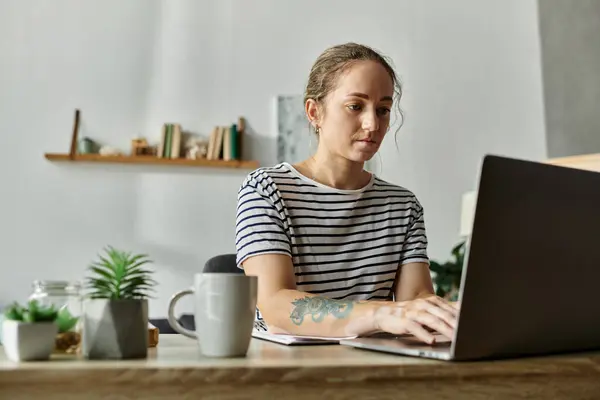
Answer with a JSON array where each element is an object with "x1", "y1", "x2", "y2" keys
[{"x1": 260, "y1": 289, "x2": 379, "y2": 337}]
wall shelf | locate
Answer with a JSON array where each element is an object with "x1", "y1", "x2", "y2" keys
[{"x1": 44, "y1": 153, "x2": 259, "y2": 170}]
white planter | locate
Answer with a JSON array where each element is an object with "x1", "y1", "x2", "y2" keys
[{"x1": 2, "y1": 320, "x2": 58, "y2": 362}]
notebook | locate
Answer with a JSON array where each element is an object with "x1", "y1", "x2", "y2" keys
[{"x1": 251, "y1": 319, "x2": 357, "y2": 345}]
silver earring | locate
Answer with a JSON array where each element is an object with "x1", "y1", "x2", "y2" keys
[{"x1": 315, "y1": 126, "x2": 320, "y2": 135}]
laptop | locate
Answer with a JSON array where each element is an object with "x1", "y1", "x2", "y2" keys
[{"x1": 340, "y1": 154, "x2": 600, "y2": 361}]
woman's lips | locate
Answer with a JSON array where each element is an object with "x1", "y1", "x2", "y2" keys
[{"x1": 355, "y1": 139, "x2": 378, "y2": 148}]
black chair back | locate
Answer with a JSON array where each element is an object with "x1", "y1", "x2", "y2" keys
[{"x1": 203, "y1": 253, "x2": 242, "y2": 274}]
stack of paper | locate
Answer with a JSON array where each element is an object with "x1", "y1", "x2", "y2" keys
[{"x1": 251, "y1": 320, "x2": 357, "y2": 345}]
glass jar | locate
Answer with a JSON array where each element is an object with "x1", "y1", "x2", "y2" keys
[{"x1": 29, "y1": 280, "x2": 83, "y2": 354}]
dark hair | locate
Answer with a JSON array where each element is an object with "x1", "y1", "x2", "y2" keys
[{"x1": 304, "y1": 42, "x2": 404, "y2": 139}]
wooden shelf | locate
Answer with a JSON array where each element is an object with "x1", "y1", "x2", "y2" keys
[{"x1": 44, "y1": 153, "x2": 259, "y2": 170}]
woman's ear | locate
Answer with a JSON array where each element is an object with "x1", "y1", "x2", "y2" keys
[{"x1": 305, "y1": 99, "x2": 321, "y2": 129}]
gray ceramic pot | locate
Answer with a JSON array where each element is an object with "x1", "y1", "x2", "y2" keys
[{"x1": 81, "y1": 299, "x2": 148, "y2": 359}]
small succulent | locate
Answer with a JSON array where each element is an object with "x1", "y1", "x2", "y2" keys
[
  {"x1": 85, "y1": 246, "x2": 157, "y2": 300},
  {"x1": 55, "y1": 307, "x2": 79, "y2": 332},
  {"x1": 3, "y1": 300, "x2": 58, "y2": 323}
]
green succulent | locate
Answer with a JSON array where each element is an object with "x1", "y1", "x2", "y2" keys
[
  {"x1": 429, "y1": 240, "x2": 467, "y2": 301},
  {"x1": 55, "y1": 306, "x2": 79, "y2": 332},
  {"x1": 3, "y1": 300, "x2": 58, "y2": 323},
  {"x1": 85, "y1": 246, "x2": 157, "y2": 300}
]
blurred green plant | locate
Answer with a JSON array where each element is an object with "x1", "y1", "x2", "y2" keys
[
  {"x1": 55, "y1": 307, "x2": 79, "y2": 333},
  {"x1": 3, "y1": 300, "x2": 58, "y2": 323},
  {"x1": 3, "y1": 300, "x2": 79, "y2": 333},
  {"x1": 429, "y1": 241, "x2": 467, "y2": 301}
]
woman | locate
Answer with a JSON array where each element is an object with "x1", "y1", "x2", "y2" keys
[{"x1": 235, "y1": 43, "x2": 458, "y2": 344}]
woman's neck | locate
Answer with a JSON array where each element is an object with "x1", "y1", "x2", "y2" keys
[{"x1": 303, "y1": 148, "x2": 371, "y2": 190}]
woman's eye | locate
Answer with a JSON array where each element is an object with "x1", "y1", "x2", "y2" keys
[
  {"x1": 347, "y1": 104, "x2": 361, "y2": 111},
  {"x1": 378, "y1": 108, "x2": 391, "y2": 116}
]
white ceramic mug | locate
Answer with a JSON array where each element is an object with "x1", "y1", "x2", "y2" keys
[{"x1": 168, "y1": 273, "x2": 257, "y2": 357}]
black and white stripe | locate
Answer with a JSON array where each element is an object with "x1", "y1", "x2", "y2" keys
[{"x1": 235, "y1": 162, "x2": 429, "y2": 302}]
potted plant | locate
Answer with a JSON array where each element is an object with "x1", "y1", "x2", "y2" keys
[
  {"x1": 2, "y1": 300, "x2": 59, "y2": 361},
  {"x1": 429, "y1": 240, "x2": 467, "y2": 301},
  {"x1": 81, "y1": 246, "x2": 157, "y2": 359}
]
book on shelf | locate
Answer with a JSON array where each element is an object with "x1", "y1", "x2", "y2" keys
[
  {"x1": 157, "y1": 123, "x2": 182, "y2": 159},
  {"x1": 207, "y1": 121, "x2": 244, "y2": 161}
]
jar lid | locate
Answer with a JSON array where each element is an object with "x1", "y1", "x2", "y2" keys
[{"x1": 32, "y1": 280, "x2": 82, "y2": 293}]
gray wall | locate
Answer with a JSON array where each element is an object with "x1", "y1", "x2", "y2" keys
[{"x1": 538, "y1": 0, "x2": 600, "y2": 157}]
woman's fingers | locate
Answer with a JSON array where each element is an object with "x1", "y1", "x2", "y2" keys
[
  {"x1": 377, "y1": 309, "x2": 454, "y2": 344},
  {"x1": 375, "y1": 297, "x2": 460, "y2": 344},
  {"x1": 402, "y1": 318, "x2": 437, "y2": 344},
  {"x1": 423, "y1": 303, "x2": 457, "y2": 330},
  {"x1": 424, "y1": 296, "x2": 459, "y2": 317},
  {"x1": 409, "y1": 310, "x2": 454, "y2": 341},
  {"x1": 405, "y1": 297, "x2": 458, "y2": 328},
  {"x1": 375, "y1": 309, "x2": 436, "y2": 344}
]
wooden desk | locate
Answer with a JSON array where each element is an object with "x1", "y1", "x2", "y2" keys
[
  {"x1": 1, "y1": 335, "x2": 600, "y2": 399},
  {"x1": 546, "y1": 152, "x2": 600, "y2": 172}
]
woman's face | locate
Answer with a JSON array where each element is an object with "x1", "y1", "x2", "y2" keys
[{"x1": 307, "y1": 60, "x2": 394, "y2": 163}]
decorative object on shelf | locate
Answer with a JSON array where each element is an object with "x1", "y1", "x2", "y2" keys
[
  {"x1": 1, "y1": 300, "x2": 60, "y2": 362},
  {"x1": 81, "y1": 246, "x2": 157, "y2": 359},
  {"x1": 276, "y1": 95, "x2": 311, "y2": 164},
  {"x1": 28, "y1": 280, "x2": 82, "y2": 354},
  {"x1": 131, "y1": 137, "x2": 147, "y2": 155},
  {"x1": 185, "y1": 137, "x2": 209, "y2": 160},
  {"x1": 78, "y1": 137, "x2": 98, "y2": 154},
  {"x1": 98, "y1": 145, "x2": 122, "y2": 156},
  {"x1": 131, "y1": 137, "x2": 156, "y2": 157},
  {"x1": 68, "y1": 108, "x2": 81, "y2": 160}
]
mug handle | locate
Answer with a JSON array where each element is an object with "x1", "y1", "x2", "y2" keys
[{"x1": 167, "y1": 289, "x2": 196, "y2": 339}]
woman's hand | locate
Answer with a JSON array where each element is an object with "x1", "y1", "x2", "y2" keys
[{"x1": 372, "y1": 295, "x2": 459, "y2": 344}]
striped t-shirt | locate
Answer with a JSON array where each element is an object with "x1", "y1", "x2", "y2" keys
[{"x1": 235, "y1": 162, "x2": 429, "y2": 302}]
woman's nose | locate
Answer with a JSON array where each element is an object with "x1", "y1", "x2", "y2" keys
[{"x1": 362, "y1": 111, "x2": 379, "y2": 132}]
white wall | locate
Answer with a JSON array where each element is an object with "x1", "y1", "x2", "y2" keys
[
  {"x1": 378, "y1": 0, "x2": 548, "y2": 257},
  {"x1": 0, "y1": 0, "x2": 547, "y2": 317}
]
